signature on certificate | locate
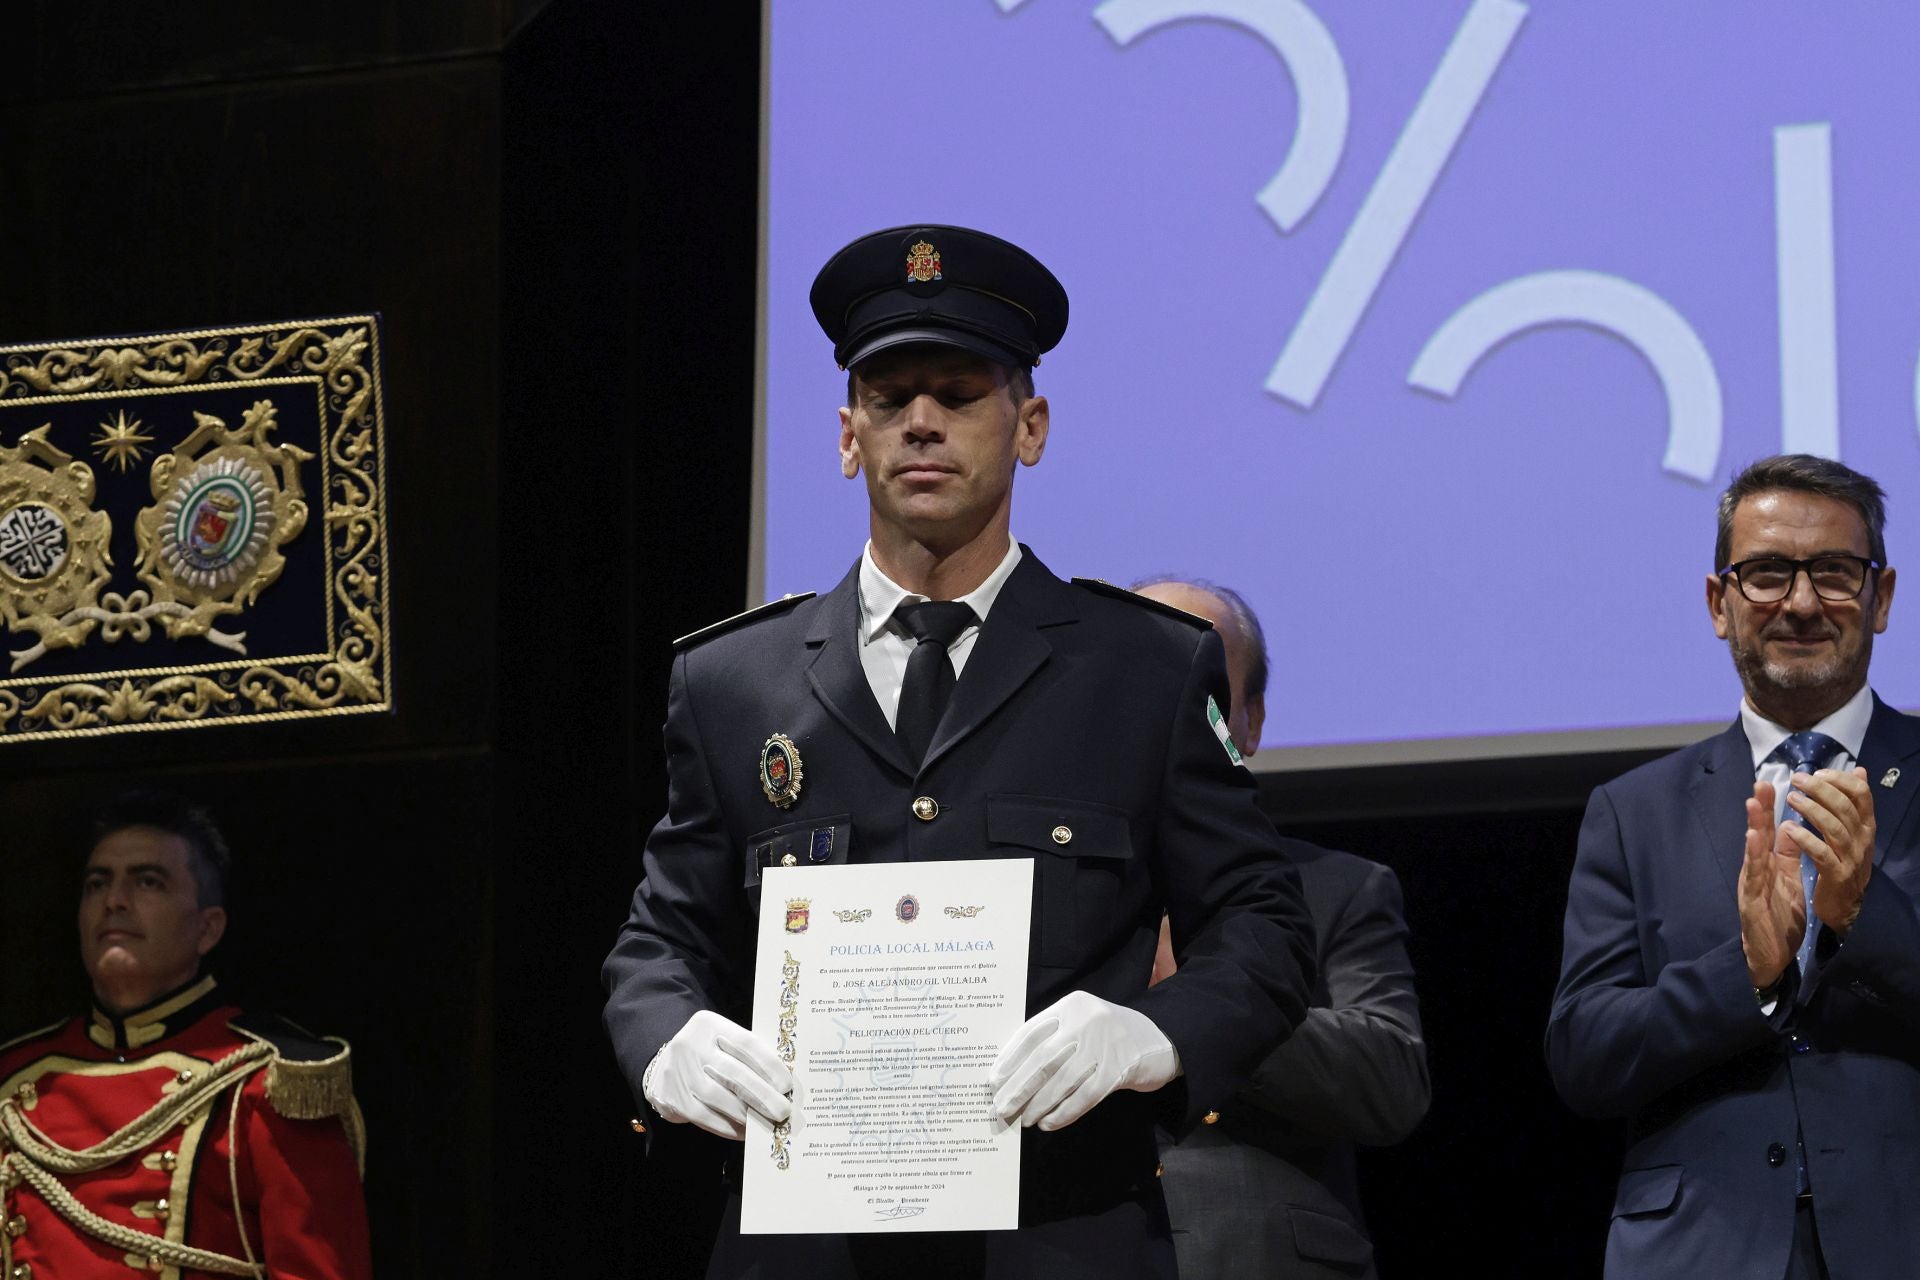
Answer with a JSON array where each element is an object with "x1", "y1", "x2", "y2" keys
[{"x1": 873, "y1": 1203, "x2": 929, "y2": 1221}]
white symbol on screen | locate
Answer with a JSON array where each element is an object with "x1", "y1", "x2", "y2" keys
[
  {"x1": 1005, "y1": 0, "x2": 1867, "y2": 479},
  {"x1": 1093, "y1": 0, "x2": 1349, "y2": 233}
]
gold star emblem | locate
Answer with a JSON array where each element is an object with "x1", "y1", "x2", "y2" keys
[{"x1": 92, "y1": 409, "x2": 154, "y2": 473}]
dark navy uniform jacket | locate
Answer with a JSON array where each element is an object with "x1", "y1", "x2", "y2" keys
[
  {"x1": 1548, "y1": 698, "x2": 1920, "y2": 1279},
  {"x1": 603, "y1": 547, "x2": 1316, "y2": 1248}
]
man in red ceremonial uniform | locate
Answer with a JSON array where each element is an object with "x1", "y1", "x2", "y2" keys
[{"x1": 0, "y1": 791, "x2": 371, "y2": 1279}]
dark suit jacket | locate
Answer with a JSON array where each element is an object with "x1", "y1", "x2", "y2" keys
[
  {"x1": 602, "y1": 549, "x2": 1317, "y2": 1275},
  {"x1": 1548, "y1": 697, "x2": 1920, "y2": 1279},
  {"x1": 1160, "y1": 839, "x2": 1428, "y2": 1279}
]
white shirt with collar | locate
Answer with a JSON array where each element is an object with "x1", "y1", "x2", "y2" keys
[
  {"x1": 857, "y1": 535, "x2": 1023, "y2": 729},
  {"x1": 1742, "y1": 682, "x2": 1875, "y2": 823}
]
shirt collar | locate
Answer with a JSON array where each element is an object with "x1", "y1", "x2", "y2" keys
[
  {"x1": 88, "y1": 973, "x2": 220, "y2": 1052},
  {"x1": 859, "y1": 536, "x2": 1023, "y2": 644},
  {"x1": 1742, "y1": 683, "x2": 1875, "y2": 772}
]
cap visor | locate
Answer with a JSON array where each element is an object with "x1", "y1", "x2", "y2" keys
[{"x1": 843, "y1": 327, "x2": 1025, "y2": 371}]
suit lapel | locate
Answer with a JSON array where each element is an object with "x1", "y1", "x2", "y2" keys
[
  {"x1": 1858, "y1": 696, "x2": 1920, "y2": 866},
  {"x1": 805, "y1": 563, "x2": 915, "y2": 777},
  {"x1": 920, "y1": 550, "x2": 1078, "y2": 774},
  {"x1": 1692, "y1": 720, "x2": 1754, "y2": 896}
]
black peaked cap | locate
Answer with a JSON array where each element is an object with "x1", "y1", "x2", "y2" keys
[{"x1": 809, "y1": 224, "x2": 1069, "y2": 371}]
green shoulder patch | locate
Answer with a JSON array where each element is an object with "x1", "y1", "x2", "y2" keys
[
  {"x1": 1207, "y1": 695, "x2": 1246, "y2": 767},
  {"x1": 1069, "y1": 577, "x2": 1212, "y2": 629},
  {"x1": 673, "y1": 592, "x2": 817, "y2": 649}
]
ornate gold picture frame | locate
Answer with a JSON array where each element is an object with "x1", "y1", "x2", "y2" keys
[{"x1": 0, "y1": 316, "x2": 392, "y2": 741}]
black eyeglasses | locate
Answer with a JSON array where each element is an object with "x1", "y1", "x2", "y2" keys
[{"x1": 1717, "y1": 555, "x2": 1882, "y2": 604}]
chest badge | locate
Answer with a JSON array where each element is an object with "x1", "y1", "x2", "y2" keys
[
  {"x1": 1882, "y1": 767, "x2": 1901, "y2": 788},
  {"x1": 760, "y1": 733, "x2": 805, "y2": 809}
]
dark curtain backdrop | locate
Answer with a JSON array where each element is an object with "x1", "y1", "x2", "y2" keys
[{"x1": 0, "y1": 3, "x2": 1641, "y2": 1274}]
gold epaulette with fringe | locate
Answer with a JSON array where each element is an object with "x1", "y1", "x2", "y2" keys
[{"x1": 264, "y1": 1037, "x2": 354, "y2": 1122}]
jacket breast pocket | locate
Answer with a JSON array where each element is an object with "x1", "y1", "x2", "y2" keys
[
  {"x1": 1611, "y1": 1164, "x2": 1682, "y2": 1219},
  {"x1": 986, "y1": 793, "x2": 1134, "y2": 968},
  {"x1": 742, "y1": 815, "x2": 853, "y2": 903}
]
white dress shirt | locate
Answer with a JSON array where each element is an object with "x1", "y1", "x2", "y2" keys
[
  {"x1": 857, "y1": 535, "x2": 1023, "y2": 729},
  {"x1": 1742, "y1": 682, "x2": 1875, "y2": 824}
]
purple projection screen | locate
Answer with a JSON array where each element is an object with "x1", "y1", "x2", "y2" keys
[{"x1": 755, "y1": 2, "x2": 1920, "y2": 768}]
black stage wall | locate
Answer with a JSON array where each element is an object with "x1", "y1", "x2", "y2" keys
[{"x1": 0, "y1": 4, "x2": 1638, "y2": 1274}]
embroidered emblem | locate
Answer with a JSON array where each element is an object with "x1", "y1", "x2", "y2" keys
[
  {"x1": 906, "y1": 240, "x2": 942, "y2": 283},
  {"x1": 161, "y1": 459, "x2": 271, "y2": 584},
  {"x1": 784, "y1": 898, "x2": 811, "y2": 934},
  {"x1": 0, "y1": 503, "x2": 70, "y2": 582},
  {"x1": 896, "y1": 893, "x2": 921, "y2": 924},
  {"x1": 760, "y1": 733, "x2": 804, "y2": 808},
  {"x1": 0, "y1": 427, "x2": 113, "y2": 673},
  {"x1": 133, "y1": 397, "x2": 314, "y2": 659}
]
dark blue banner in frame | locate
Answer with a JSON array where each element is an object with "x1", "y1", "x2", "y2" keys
[{"x1": 0, "y1": 316, "x2": 392, "y2": 741}]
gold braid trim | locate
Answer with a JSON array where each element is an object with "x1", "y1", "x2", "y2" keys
[
  {"x1": 0, "y1": 1040, "x2": 273, "y2": 1277},
  {"x1": 264, "y1": 1037, "x2": 352, "y2": 1121},
  {"x1": 4, "y1": 1153, "x2": 260, "y2": 1276}
]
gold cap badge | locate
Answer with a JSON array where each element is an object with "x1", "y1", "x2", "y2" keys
[{"x1": 906, "y1": 240, "x2": 942, "y2": 283}]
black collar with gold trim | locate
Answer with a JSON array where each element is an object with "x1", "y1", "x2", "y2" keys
[{"x1": 88, "y1": 975, "x2": 221, "y2": 1052}]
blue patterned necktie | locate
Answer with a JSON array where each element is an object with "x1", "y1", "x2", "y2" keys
[{"x1": 1771, "y1": 729, "x2": 1844, "y2": 975}]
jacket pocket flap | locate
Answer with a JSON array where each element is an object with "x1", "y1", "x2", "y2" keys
[
  {"x1": 1612, "y1": 1165, "x2": 1682, "y2": 1218},
  {"x1": 1286, "y1": 1206, "x2": 1373, "y2": 1267},
  {"x1": 743, "y1": 815, "x2": 852, "y2": 885},
  {"x1": 986, "y1": 794, "x2": 1132, "y2": 859}
]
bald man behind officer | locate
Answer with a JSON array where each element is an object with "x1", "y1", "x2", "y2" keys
[
  {"x1": 1137, "y1": 578, "x2": 1428, "y2": 1280},
  {"x1": 603, "y1": 225, "x2": 1316, "y2": 1279}
]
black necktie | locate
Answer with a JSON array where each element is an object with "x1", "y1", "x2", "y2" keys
[{"x1": 894, "y1": 601, "x2": 977, "y2": 766}]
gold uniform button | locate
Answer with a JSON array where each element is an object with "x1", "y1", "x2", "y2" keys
[
  {"x1": 629, "y1": 1117, "x2": 647, "y2": 1135},
  {"x1": 12, "y1": 1262, "x2": 32, "y2": 1279},
  {"x1": 1051, "y1": 825, "x2": 1072, "y2": 845},
  {"x1": 160, "y1": 1151, "x2": 177, "y2": 1172},
  {"x1": 5, "y1": 1215, "x2": 23, "y2": 1237},
  {"x1": 912, "y1": 796, "x2": 939, "y2": 821},
  {"x1": 1202, "y1": 1110, "x2": 1221, "y2": 1125},
  {"x1": 176, "y1": 1069, "x2": 194, "y2": 1084}
]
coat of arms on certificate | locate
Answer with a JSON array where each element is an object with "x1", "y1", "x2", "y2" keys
[{"x1": 0, "y1": 316, "x2": 393, "y2": 741}]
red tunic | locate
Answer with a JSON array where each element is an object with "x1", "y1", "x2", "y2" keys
[{"x1": 0, "y1": 977, "x2": 371, "y2": 1279}]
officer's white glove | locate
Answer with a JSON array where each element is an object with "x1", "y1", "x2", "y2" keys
[
  {"x1": 642, "y1": 1009, "x2": 793, "y2": 1141},
  {"x1": 987, "y1": 991, "x2": 1182, "y2": 1132}
]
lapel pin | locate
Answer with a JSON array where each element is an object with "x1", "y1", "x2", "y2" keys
[
  {"x1": 1881, "y1": 768, "x2": 1901, "y2": 788},
  {"x1": 760, "y1": 733, "x2": 804, "y2": 809}
]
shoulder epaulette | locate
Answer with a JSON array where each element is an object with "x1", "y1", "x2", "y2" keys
[
  {"x1": 1069, "y1": 577, "x2": 1212, "y2": 629},
  {"x1": 230, "y1": 1012, "x2": 355, "y2": 1123},
  {"x1": 674, "y1": 592, "x2": 816, "y2": 649}
]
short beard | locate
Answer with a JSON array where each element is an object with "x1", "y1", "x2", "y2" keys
[
  {"x1": 1730, "y1": 637, "x2": 1846, "y2": 692},
  {"x1": 1726, "y1": 627, "x2": 1869, "y2": 720}
]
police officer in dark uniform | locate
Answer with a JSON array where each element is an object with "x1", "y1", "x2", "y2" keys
[{"x1": 602, "y1": 225, "x2": 1316, "y2": 1279}]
